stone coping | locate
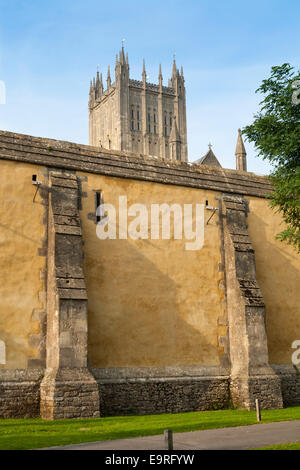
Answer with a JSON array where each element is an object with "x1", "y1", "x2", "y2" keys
[
  {"x1": 91, "y1": 366, "x2": 230, "y2": 380},
  {"x1": 0, "y1": 364, "x2": 297, "y2": 382},
  {"x1": 0, "y1": 130, "x2": 272, "y2": 198}
]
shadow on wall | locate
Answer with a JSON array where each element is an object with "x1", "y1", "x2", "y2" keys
[
  {"x1": 85, "y1": 237, "x2": 223, "y2": 368},
  {"x1": 248, "y1": 212, "x2": 300, "y2": 365},
  {"x1": 0, "y1": 222, "x2": 39, "y2": 244}
]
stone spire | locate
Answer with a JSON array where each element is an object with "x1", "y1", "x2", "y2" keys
[
  {"x1": 96, "y1": 70, "x2": 100, "y2": 90},
  {"x1": 158, "y1": 64, "x2": 163, "y2": 91},
  {"x1": 142, "y1": 59, "x2": 147, "y2": 85},
  {"x1": 120, "y1": 45, "x2": 125, "y2": 65},
  {"x1": 107, "y1": 65, "x2": 111, "y2": 89},
  {"x1": 115, "y1": 45, "x2": 129, "y2": 83},
  {"x1": 89, "y1": 80, "x2": 94, "y2": 108},
  {"x1": 172, "y1": 55, "x2": 177, "y2": 79},
  {"x1": 169, "y1": 116, "x2": 181, "y2": 161},
  {"x1": 100, "y1": 73, "x2": 103, "y2": 95},
  {"x1": 235, "y1": 128, "x2": 247, "y2": 171},
  {"x1": 171, "y1": 54, "x2": 180, "y2": 90},
  {"x1": 181, "y1": 65, "x2": 184, "y2": 81}
]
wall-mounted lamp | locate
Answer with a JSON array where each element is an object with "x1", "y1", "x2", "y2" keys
[
  {"x1": 32, "y1": 175, "x2": 42, "y2": 202},
  {"x1": 205, "y1": 200, "x2": 219, "y2": 225}
]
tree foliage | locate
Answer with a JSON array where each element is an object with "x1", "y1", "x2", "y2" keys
[{"x1": 242, "y1": 64, "x2": 300, "y2": 252}]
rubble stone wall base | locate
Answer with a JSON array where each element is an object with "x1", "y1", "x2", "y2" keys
[
  {"x1": 1, "y1": 369, "x2": 299, "y2": 418},
  {"x1": 97, "y1": 377, "x2": 230, "y2": 416},
  {"x1": 279, "y1": 373, "x2": 300, "y2": 406},
  {"x1": 0, "y1": 370, "x2": 43, "y2": 418}
]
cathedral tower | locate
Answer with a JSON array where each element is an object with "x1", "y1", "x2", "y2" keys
[{"x1": 89, "y1": 48, "x2": 188, "y2": 161}]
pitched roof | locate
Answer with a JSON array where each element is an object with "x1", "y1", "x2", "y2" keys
[{"x1": 194, "y1": 148, "x2": 222, "y2": 168}]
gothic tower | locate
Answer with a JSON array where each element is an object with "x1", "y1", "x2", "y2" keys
[{"x1": 89, "y1": 48, "x2": 188, "y2": 161}]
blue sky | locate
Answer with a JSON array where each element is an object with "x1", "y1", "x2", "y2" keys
[{"x1": 0, "y1": 0, "x2": 299, "y2": 173}]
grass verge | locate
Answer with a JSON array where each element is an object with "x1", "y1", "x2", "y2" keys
[
  {"x1": 256, "y1": 442, "x2": 300, "y2": 450},
  {"x1": 0, "y1": 406, "x2": 299, "y2": 450}
]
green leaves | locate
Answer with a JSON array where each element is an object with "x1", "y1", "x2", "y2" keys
[
  {"x1": 269, "y1": 167, "x2": 300, "y2": 251},
  {"x1": 243, "y1": 64, "x2": 300, "y2": 252}
]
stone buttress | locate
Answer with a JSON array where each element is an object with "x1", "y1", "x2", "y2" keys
[
  {"x1": 221, "y1": 194, "x2": 283, "y2": 410},
  {"x1": 40, "y1": 171, "x2": 100, "y2": 419}
]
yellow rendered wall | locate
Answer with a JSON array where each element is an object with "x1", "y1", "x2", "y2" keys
[
  {"x1": 248, "y1": 196, "x2": 300, "y2": 364},
  {"x1": 1, "y1": 159, "x2": 298, "y2": 371},
  {"x1": 0, "y1": 161, "x2": 46, "y2": 369},
  {"x1": 78, "y1": 173, "x2": 226, "y2": 368}
]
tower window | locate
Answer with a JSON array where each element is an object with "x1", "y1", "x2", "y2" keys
[{"x1": 131, "y1": 121, "x2": 134, "y2": 131}]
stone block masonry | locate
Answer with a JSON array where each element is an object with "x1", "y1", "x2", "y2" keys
[
  {"x1": 39, "y1": 171, "x2": 100, "y2": 419},
  {"x1": 40, "y1": 368, "x2": 100, "y2": 420}
]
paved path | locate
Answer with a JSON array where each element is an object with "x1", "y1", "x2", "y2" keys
[{"x1": 44, "y1": 420, "x2": 300, "y2": 450}]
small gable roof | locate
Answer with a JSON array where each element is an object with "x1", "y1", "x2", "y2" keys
[{"x1": 194, "y1": 148, "x2": 222, "y2": 168}]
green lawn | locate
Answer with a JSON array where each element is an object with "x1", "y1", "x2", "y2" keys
[
  {"x1": 257, "y1": 442, "x2": 300, "y2": 450},
  {"x1": 0, "y1": 407, "x2": 299, "y2": 450}
]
